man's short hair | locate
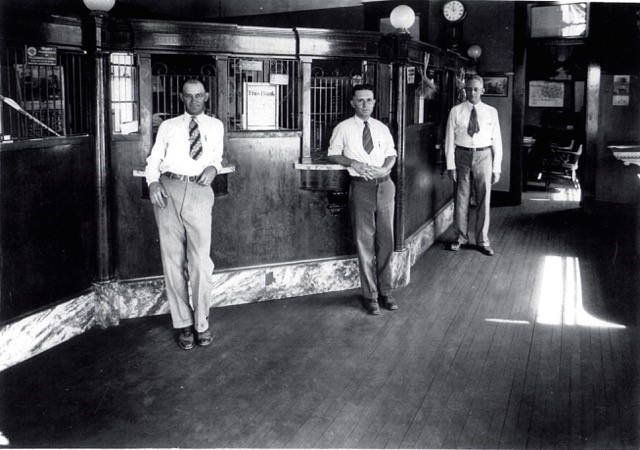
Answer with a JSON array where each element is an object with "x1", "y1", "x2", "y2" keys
[
  {"x1": 465, "y1": 75, "x2": 484, "y2": 86},
  {"x1": 182, "y1": 78, "x2": 207, "y2": 92},
  {"x1": 352, "y1": 83, "x2": 375, "y2": 98}
]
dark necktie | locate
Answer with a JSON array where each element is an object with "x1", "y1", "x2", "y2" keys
[
  {"x1": 467, "y1": 106, "x2": 480, "y2": 137},
  {"x1": 189, "y1": 117, "x2": 202, "y2": 160},
  {"x1": 362, "y1": 121, "x2": 374, "y2": 154}
]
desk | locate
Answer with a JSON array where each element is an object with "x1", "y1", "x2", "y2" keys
[{"x1": 609, "y1": 144, "x2": 640, "y2": 168}]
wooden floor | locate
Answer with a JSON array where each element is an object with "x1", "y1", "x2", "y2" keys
[{"x1": 1, "y1": 186, "x2": 638, "y2": 448}]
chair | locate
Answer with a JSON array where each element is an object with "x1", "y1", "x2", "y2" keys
[{"x1": 541, "y1": 140, "x2": 582, "y2": 190}]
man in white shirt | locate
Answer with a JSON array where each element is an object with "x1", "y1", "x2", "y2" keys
[
  {"x1": 328, "y1": 83, "x2": 398, "y2": 315},
  {"x1": 445, "y1": 75, "x2": 503, "y2": 256},
  {"x1": 145, "y1": 79, "x2": 223, "y2": 349}
]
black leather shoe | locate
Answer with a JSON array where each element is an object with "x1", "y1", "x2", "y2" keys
[
  {"x1": 380, "y1": 295, "x2": 398, "y2": 311},
  {"x1": 449, "y1": 242, "x2": 463, "y2": 251},
  {"x1": 364, "y1": 299, "x2": 380, "y2": 315},
  {"x1": 178, "y1": 327, "x2": 194, "y2": 350},
  {"x1": 197, "y1": 329, "x2": 212, "y2": 347},
  {"x1": 479, "y1": 246, "x2": 495, "y2": 256}
]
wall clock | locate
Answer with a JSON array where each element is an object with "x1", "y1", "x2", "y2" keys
[
  {"x1": 443, "y1": 0, "x2": 467, "y2": 23},
  {"x1": 443, "y1": 0, "x2": 467, "y2": 50}
]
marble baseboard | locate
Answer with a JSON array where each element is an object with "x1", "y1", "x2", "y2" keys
[
  {"x1": 120, "y1": 257, "x2": 361, "y2": 319},
  {"x1": 0, "y1": 201, "x2": 453, "y2": 372},
  {"x1": 391, "y1": 248, "x2": 411, "y2": 288},
  {"x1": 406, "y1": 200, "x2": 454, "y2": 267},
  {"x1": 0, "y1": 291, "x2": 96, "y2": 372}
]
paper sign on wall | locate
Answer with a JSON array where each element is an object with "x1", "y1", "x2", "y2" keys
[
  {"x1": 613, "y1": 75, "x2": 630, "y2": 106},
  {"x1": 407, "y1": 67, "x2": 415, "y2": 84},
  {"x1": 25, "y1": 46, "x2": 57, "y2": 66},
  {"x1": 242, "y1": 82, "x2": 278, "y2": 130}
]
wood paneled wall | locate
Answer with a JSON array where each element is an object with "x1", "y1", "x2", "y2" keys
[{"x1": 0, "y1": 140, "x2": 96, "y2": 321}]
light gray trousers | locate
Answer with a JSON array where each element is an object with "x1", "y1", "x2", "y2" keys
[
  {"x1": 349, "y1": 178, "x2": 395, "y2": 300},
  {"x1": 454, "y1": 147, "x2": 493, "y2": 247},
  {"x1": 153, "y1": 177, "x2": 215, "y2": 332}
]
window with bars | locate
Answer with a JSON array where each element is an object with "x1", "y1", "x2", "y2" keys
[
  {"x1": 0, "y1": 47, "x2": 88, "y2": 142},
  {"x1": 227, "y1": 58, "x2": 300, "y2": 131},
  {"x1": 151, "y1": 56, "x2": 217, "y2": 137},
  {"x1": 110, "y1": 53, "x2": 139, "y2": 134},
  {"x1": 309, "y1": 60, "x2": 377, "y2": 159}
]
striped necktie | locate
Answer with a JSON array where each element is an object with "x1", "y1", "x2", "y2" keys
[
  {"x1": 467, "y1": 106, "x2": 480, "y2": 137},
  {"x1": 189, "y1": 117, "x2": 202, "y2": 160},
  {"x1": 362, "y1": 121, "x2": 374, "y2": 154}
]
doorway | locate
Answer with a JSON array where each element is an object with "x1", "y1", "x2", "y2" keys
[{"x1": 523, "y1": 41, "x2": 587, "y2": 192}]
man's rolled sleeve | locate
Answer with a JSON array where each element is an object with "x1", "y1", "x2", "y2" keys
[
  {"x1": 145, "y1": 124, "x2": 167, "y2": 186},
  {"x1": 206, "y1": 121, "x2": 224, "y2": 174},
  {"x1": 327, "y1": 123, "x2": 345, "y2": 157},
  {"x1": 381, "y1": 127, "x2": 397, "y2": 158},
  {"x1": 491, "y1": 109, "x2": 503, "y2": 173},
  {"x1": 444, "y1": 110, "x2": 456, "y2": 170}
]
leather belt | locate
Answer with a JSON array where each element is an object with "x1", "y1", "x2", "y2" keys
[
  {"x1": 162, "y1": 171, "x2": 199, "y2": 183},
  {"x1": 457, "y1": 145, "x2": 491, "y2": 152},
  {"x1": 351, "y1": 174, "x2": 391, "y2": 184}
]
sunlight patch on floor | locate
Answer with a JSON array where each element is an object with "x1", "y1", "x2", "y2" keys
[
  {"x1": 536, "y1": 255, "x2": 625, "y2": 328},
  {"x1": 485, "y1": 318, "x2": 530, "y2": 325},
  {"x1": 529, "y1": 188, "x2": 581, "y2": 202}
]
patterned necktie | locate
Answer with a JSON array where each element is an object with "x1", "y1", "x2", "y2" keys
[
  {"x1": 362, "y1": 121, "x2": 374, "y2": 154},
  {"x1": 189, "y1": 117, "x2": 202, "y2": 160},
  {"x1": 467, "y1": 106, "x2": 480, "y2": 137}
]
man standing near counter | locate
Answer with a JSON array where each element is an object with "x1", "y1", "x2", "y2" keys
[
  {"x1": 328, "y1": 83, "x2": 398, "y2": 315},
  {"x1": 145, "y1": 79, "x2": 223, "y2": 350},
  {"x1": 445, "y1": 75, "x2": 502, "y2": 256}
]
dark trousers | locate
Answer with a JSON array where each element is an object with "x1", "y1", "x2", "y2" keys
[{"x1": 349, "y1": 178, "x2": 395, "y2": 300}]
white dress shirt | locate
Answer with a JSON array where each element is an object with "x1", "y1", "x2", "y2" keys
[
  {"x1": 444, "y1": 100, "x2": 503, "y2": 173},
  {"x1": 145, "y1": 112, "x2": 224, "y2": 185},
  {"x1": 327, "y1": 116, "x2": 397, "y2": 177}
]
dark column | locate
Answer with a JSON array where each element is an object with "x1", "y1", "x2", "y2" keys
[
  {"x1": 85, "y1": 11, "x2": 114, "y2": 282},
  {"x1": 390, "y1": 33, "x2": 411, "y2": 252}
]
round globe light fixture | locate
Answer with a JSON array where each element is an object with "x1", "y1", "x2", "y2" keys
[
  {"x1": 467, "y1": 44, "x2": 482, "y2": 60},
  {"x1": 390, "y1": 5, "x2": 416, "y2": 34},
  {"x1": 83, "y1": 0, "x2": 116, "y2": 12}
]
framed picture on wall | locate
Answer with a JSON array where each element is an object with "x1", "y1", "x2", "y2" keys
[
  {"x1": 528, "y1": 80, "x2": 565, "y2": 107},
  {"x1": 482, "y1": 75, "x2": 509, "y2": 97}
]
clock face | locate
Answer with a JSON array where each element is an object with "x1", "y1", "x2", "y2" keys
[{"x1": 443, "y1": 0, "x2": 466, "y2": 23}]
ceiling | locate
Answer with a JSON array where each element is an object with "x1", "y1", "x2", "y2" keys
[
  {"x1": 2, "y1": 0, "x2": 395, "y2": 20},
  {"x1": 124, "y1": 0, "x2": 395, "y2": 19}
]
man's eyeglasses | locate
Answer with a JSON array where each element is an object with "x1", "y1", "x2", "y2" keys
[{"x1": 183, "y1": 93, "x2": 206, "y2": 101}]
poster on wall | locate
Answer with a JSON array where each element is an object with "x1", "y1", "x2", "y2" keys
[
  {"x1": 613, "y1": 75, "x2": 630, "y2": 106},
  {"x1": 242, "y1": 82, "x2": 278, "y2": 130},
  {"x1": 25, "y1": 46, "x2": 57, "y2": 66},
  {"x1": 528, "y1": 80, "x2": 564, "y2": 107}
]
